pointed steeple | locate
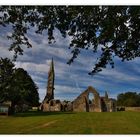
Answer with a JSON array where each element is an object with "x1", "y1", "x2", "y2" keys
[
  {"x1": 44, "y1": 58, "x2": 55, "y2": 102},
  {"x1": 49, "y1": 58, "x2": 54, "y2": 73},
  {"x1": 105, "y1": 91, "x2": 108, "y2": 100}
]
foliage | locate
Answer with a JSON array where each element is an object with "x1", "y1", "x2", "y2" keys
[
  {"x1": 0, "y1": 58, "x2": 15, "y2": 103},
  {"x1": 0, "y1": 6, "x2": 140, "y2": 74},
  {"x1": 0, "y1": 58, "x2": 39, "y2": 107},
  {"x1": 117, "y1": 92, "x2": 140, "y2": 107},
  {"x1": 12, "y1": 68, "x2": 39, "y2": 106}
]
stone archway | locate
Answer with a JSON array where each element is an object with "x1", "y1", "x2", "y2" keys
[{"x1": 72, "y1": 86, "x2": 102, "y2": 112}]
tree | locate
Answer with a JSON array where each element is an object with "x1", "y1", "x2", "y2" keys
[
  {"x1": 0, "y1": 6, "x2": 139, "y2": 75},
  {"x1": 0, "y1": 58, "x2": 39, "y2": 110},
  {"x1": 13, "y1": 68, "x2": 39, "y2": 106},
  {"x1": 0, "y1": 58, "x2": 15, "y2": 103},
  {"x1": 117, "y1": 92, "x2": 140, "y2": 107}
]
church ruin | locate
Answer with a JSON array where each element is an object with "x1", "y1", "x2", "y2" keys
[
  {"x1": 40, "y1": 58, "x2": 61, "y2": 112},
  {"x1": 40, "y1": 59, "x2": 116, "y2": 112},
  {"x1": 72, "y1": 86, "x2": 116, "y2": 112}
]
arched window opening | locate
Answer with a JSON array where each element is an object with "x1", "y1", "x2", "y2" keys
[{"x1": 88, "y1": 93, "x2": 94, "y2": 104}]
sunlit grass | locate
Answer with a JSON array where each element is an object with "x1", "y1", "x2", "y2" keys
[{"x1": 0, "y1": 111, "x2": 140, "y2": 134}]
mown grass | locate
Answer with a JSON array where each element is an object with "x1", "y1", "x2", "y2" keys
[{"x1": 0, "y1": 111, "x2": 140, "y2": 134}]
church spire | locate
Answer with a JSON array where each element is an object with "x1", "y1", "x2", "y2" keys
[
  {"x1": 105, "y1": 91, "x2": 108, "y2": 100},
  {"x1": 44, "y1": 58, "x2": 55, "y2": 102},
  {"x1": 50, "y1": 58, "x2": 54, "y2": 73}
]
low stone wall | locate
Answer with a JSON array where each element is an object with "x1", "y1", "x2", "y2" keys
[{"x1": 125, "y1": 107, "x2": 140, "y2": 112}]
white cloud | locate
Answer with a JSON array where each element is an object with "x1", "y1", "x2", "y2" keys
[
  {"x1": 0, "y1": 36, "x2": 14, "y2": 59},
  {"x1": 38, "y1": 88, "x2": 46, "y2": 101},
  {"x1": 0, "y1": 45, "x2": 14, "y2": 59},
  {"x1": 1, "y1": 27, "x2": 140, "y2": 102},
  {"x1": 55, "y1": 85, "x2": 82, "y2": 94},
  {"x1": 31, "y1": 75, "x2": 47, "y2": 83},
  {"x1": 15, "y1": 61, "x2": 50, "y2": 73},
  {"x1": 99, "y1": 67, "x2": 139, "y2": 82}
]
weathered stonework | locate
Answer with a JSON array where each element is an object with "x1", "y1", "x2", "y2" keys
[
  {"x1": 61, "y1": 101, "x2": 73, "y2": 112},
  {"x1": 42, "y1": 99, "x2": 61, "y2": 112},
  {"x1": 40, "y1": 59, "x2": 116, "y2": 112},
  {"x1": 72, "y1": 86, "x2": 116, "y2": 112},
  {"x1": 72, "y1": 86, "x2": 102, "y2": 112},
  {"x1": 44, "y1": 58, "x2": 55, "y2": 102},
  {"x1": 40, "y1": 58, "x2": 56, "y2": 112}
]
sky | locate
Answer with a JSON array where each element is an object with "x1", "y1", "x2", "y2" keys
[{"x1": 0, "y1": 25, "x2": 140, "y2": 102}]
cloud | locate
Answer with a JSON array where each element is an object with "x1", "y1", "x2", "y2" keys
[
  {"x1": 99, "y1": 68, "x2": 139, "y2": 82},
  {"x1": 0, "y1": 36, "x2": 14, "y2": 59},
  {"x1": 15, "y1": 61, "x2": 50, "y2": 73},
  {"x1": 0, "y1": 26, "x2": 140, "y2": 102},
  {"x1": 38, "y1": 88, "x2": 46, "y2": 101}
]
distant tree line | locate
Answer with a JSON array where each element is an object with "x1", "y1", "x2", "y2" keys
[
  {"x1": 0, "y1": 57, "x2": 39, "y2": 112},
  {"x1": 117, "y1": 92, "x2": 140, "y2": 107}
]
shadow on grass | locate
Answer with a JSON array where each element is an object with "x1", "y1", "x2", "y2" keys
[{"x1": 13, "y1": 111, "x2": 75, "y2": 117}]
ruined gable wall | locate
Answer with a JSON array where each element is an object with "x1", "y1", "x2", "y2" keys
[{"x1": 73, "y1": 86, "x2": 102, "y2": 112}]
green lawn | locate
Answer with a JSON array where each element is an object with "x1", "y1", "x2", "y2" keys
[{"x1": 0, "y1": 111, "x2": 140, "y2": 134}]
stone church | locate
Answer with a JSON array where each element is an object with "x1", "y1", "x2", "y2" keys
[{"x1": 40, "y1": 59, "x2": 116, "y2": 112}]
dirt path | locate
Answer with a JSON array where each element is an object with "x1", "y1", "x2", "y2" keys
[{"x1": 17, "y1": 120, "x2": 57, "y2": 134}]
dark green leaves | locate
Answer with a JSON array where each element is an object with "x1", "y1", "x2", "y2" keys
[
  {"x1": 0, "y1": 58, "x2": 39, "y2": 106},
  {"x1": 117, "y1": 92, "x2": 140, "y2": 107},
  {"x1": 0, "y1": 6, "x2": 140, "y2": 74}
]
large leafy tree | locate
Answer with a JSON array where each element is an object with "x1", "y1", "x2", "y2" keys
[
  {"x1": 0, "y1": 58, "x2": 15, "y2": 103},
  {"x1": 0, "y1": 58, "x2": 39, "y2": 108},
  {"x1": 0, "y1": 6, "x2": 139, "y2": 75},
  {"x1": 117, "y1": 92, "x2": 140, "y2": 107},
  {"x1": 12, "y1": 68, "x2": 39, "y2": 106}
]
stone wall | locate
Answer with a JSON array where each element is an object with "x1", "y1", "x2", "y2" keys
[
  {"x1": 125, "y1": 107, "x2": 140, "y2": 112},
  {"x1": 61, "y1": 101, "x2": 73, "y2": 111},
  {"x1": 42, "y1": 99, "x2": 61, "y2": 112},
  {"x1": 72, "y1": 86, "x2": 116, "y2": 112},
  {"x1": 41, "y1": 85, "x2": 117, "y2": 112},
  {"x1": 72, "y1": 86, "x2": 102, "y2": 112}
]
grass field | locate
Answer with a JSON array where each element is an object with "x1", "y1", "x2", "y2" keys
[{"x1": 0, "y1": 111, "x2": 140, "y2": 134}]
